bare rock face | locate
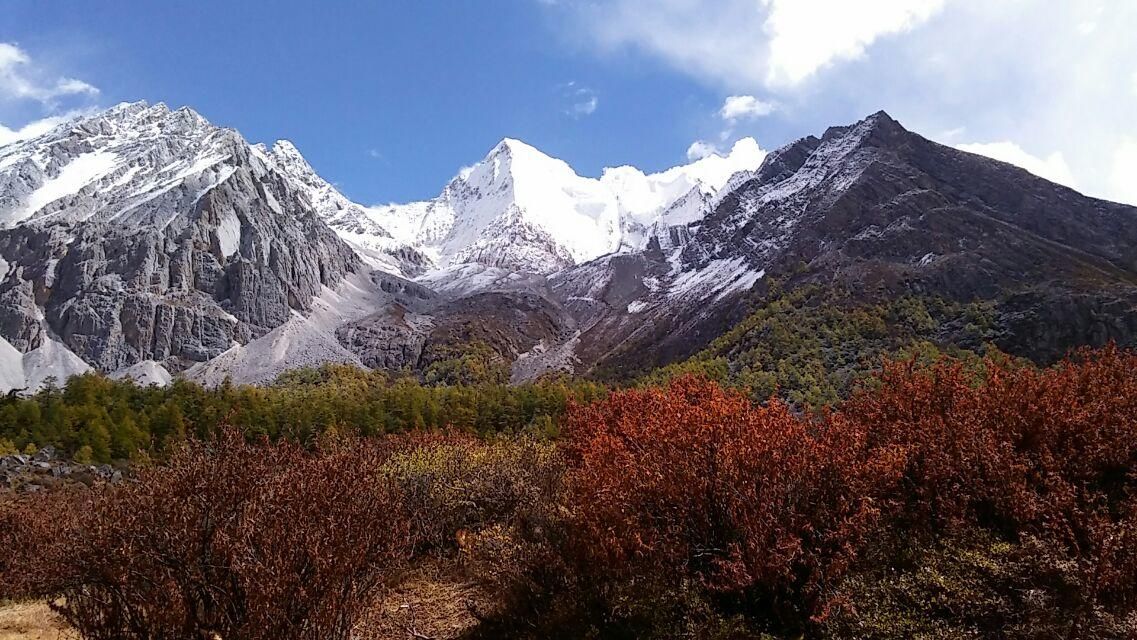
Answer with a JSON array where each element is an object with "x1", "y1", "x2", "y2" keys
[
  {"x1": 0, "y1": 102, "x2": 360, "y2": 375},
  {"x1": 336, "y1": 306, "x2": 434, "y2": 371}
]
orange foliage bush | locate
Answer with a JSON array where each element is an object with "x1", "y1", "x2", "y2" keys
[
  {"x1": 559, "y1": 347, "x2": 1137, "y2": 632},
  {"x1": 843, "y1": 345, "x2": 1137, "y2": 615},
  {"x1": 562, "y1": 376, "x2": 909, "y2": 626}
]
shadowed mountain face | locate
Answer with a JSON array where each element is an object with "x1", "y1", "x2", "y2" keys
[{"x1": 568, "y1": 112, "x2": 1137, "y2": 376}]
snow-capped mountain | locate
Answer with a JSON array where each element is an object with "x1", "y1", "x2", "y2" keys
[
  {"x1": 0, "y1": 101, "x2": 358, "y2": 386},
  {"x1": 343, "y1": 137, "x2": 766, "y2": 275},
  {"x1": 253, "y1": 140, "x2": 432, "y2": 277},
  {"x1": 3, "y1": 102, "x2": 1135, "y2": 392}
]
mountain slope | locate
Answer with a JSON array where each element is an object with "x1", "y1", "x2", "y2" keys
[
  {"x1": 565, "y1": 111, "x2": 1137, "y2": 378},
  {"x1": 0, "y1": 101, "x2": 359, "y2": 381}
]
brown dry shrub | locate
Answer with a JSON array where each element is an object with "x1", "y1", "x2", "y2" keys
[
  {"x1": 824, "y1": 528, "x2": 1137, "y2": 640},
  {"x1": 25, "y1": 430, "x2": 414, "y2": 640},
  {"x1": 0, "y1": 489, "x2": 90, "y2": 602},
  {"x1": 379, "y1": 434, "x2": 574, "y2": 629}
]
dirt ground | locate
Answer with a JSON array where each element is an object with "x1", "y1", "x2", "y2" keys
[
  {"x1": 357, "y1": 563, "x2": 489, "y2": 640},
  {"x1": 0, "y1": 568, "x2": 486, "y2": 640},
  {"x1": 0, "y1": 602, "x2": 70, "y2": 640}
]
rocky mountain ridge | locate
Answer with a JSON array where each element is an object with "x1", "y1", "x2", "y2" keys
[
  {"x1": 0, "y1": 103, "x2": 1135, "y2": 391},
  {"x1": 0, "y1": 101, "x2": 359, "y2": 387}
]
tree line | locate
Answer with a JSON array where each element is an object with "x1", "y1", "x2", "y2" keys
[{"x1": 0, "y1": 365, "x2": 606, "y2": 463}]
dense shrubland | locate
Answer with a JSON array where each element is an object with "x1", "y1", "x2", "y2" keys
[
  {"x1": 2, "y1": 346, "x2": 1136, "y2": 638},
  {"x1": 2, "y1": 432, "x2": 414, "y2": 640}
]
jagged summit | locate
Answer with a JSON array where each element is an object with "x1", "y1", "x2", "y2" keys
[
  {"x1": 820, "y1": 110, "x2": 900, "y2": 140},
  {"x1": 0, "y1": 101, "x2": 359, "y2": 385},
  {"x1": 350, "y1": 134, "x2": 767, "y2": 275}
]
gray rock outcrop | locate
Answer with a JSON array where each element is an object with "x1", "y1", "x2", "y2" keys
[{"x1": 0, "y1": 101, "x2": 359, "y2": 375}]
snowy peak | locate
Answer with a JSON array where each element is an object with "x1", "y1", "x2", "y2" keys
[
  {"x1": 450, "y1": 137, "x2": 585, "y2": 207},
  {"x1": 250, "y1": 137, "x2": 435, "y2": 277},
  {"x1": 0, "y1": 100, "x2": 245, "y2": 230},
  {"x1": 355, "y1": 136, "x2": 767, "y2": 275},
  {"x1": 257, "y1": 137, "x2": 386, "y2": 235},
  {"x1": 820, "y1": 110, "x2": 904, "y2": 144}
]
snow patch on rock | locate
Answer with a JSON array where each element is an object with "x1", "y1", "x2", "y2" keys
[{"x1": 670, "y1": 257, "x2": 765, "y2": 302}]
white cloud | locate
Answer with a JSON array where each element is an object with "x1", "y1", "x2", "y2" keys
[
  {"x1": 1109, "y1": 138, "x2": 1137, "y2": 206},
  {"x1": 0, "y1": 113, "x2": 74, "y2": 146},
  {"x1": 763, "y1": 0, "x2": 946, "y2": 86},
  {"x1": 1076, "y1": 3, "x2": 1104, "y2": 35},
  {"x1": 569, "y1": 0, "x2": 945, "y2": 90},
  {"x1": 720, "y1": 95, "x2": 775, "y2": 121},
  {"x1": 0, "y1": 42, "x2": 99, "y2": 106},
  {"x1": 686, "y1": 140, "x2": 720, "y2": 161},
  {"x1": 569, "y1": 93, "x2": 598, "y2": 117},
  {"x1": 561, "y1": 82, "x2": 598, "y2": 118},
  {"x1": 955, "y1": 141, "x2": 1078, "y2": 190},
  {"x1": 552, "y1": 0, "x2": 1137, "y2": 207}
]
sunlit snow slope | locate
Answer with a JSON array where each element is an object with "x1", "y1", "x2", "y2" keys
[{"x1": 337, "y1": 138, "x2": 766, "y2": 275}]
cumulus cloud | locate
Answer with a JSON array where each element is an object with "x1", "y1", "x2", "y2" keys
[
  {"x1": 0, "y1": 42, "x2": 99, "y2": 106},
  {"x1": 568, "y1": 0, "x2": 945, "y2": 90},
  {"x1": 686, "y1": 140, "x2": 720, "y2": 161},
  {"x1": 720, "y1": 95, "x2": 775, "y2": 121},
  {"x1": 955, "y1": 141, "x2": 1079, "y2": 190},
  {"x1": 762, "y1": 0, "x2": 946, "y2": 86}
]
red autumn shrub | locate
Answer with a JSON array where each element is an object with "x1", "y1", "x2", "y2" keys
[
  {"x1": 842, "y1": 345, "x2": 1137, "y2": 612},
  {"x1": 40, "y1": 430, "x2": 415, "y2": 640},
  {"x1": 562, "y1": 376, "x2": 908, "y2": 626},
  {"x1": 557, "y1": 348, "x2": 1137, "y2": 633}
]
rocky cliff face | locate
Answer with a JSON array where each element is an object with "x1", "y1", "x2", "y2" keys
[{"x1": 0, "y1": 102, "x2": 359, "y2": 379}]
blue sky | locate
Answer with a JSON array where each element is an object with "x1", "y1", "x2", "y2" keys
[{"x1": 3, "y1": 1, "x2": 1136, "y2": 205}]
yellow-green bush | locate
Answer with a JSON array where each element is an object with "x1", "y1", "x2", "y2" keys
[
  {"x1": 823, "y1": 529, "x2": 1137, "y2": 639},
  {"x1": 380, "y1": 435, "x2": 565, "y2": 552}
]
